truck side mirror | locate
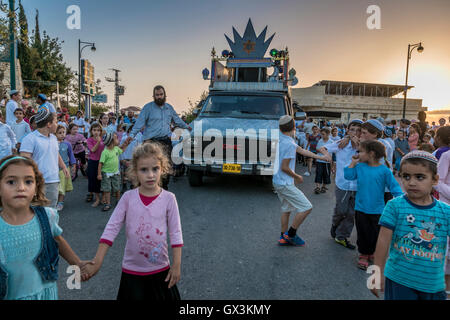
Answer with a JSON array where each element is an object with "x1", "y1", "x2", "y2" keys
[
  {"x1": 193, "y1": 109, "x2": 200, "y2": 116},
  {"x1": 294, "y1": 111, "x2": 306, "y2": 120}
]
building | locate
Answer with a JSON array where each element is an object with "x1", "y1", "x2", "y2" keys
[{"x1": 292, "y1": 80, "x2": 425, "y2": 122}]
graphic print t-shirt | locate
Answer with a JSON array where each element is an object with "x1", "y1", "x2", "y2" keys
[{"x1": 379, "y1": 196, "x2": 450, "y2": 293}]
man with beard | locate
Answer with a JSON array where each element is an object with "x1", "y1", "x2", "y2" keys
[{"x1": 129, "y1": 85, "x2": 190, "y2": 190}]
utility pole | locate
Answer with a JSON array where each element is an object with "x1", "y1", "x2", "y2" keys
[
  {"x1": 106, "y1": 68, "x2": 121, "y2": 115},
  {"x1": 9, "y1": 0, "x2": 16, "y2": 90}
]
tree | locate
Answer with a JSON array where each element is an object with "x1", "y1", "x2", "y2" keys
[{"x1": 183, "y1": 90, "x2": 207, "y2": 123}]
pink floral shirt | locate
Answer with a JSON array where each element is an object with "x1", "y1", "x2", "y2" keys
[{"x1": 100, "y1": 188, "x2": 183, "y2": 275}]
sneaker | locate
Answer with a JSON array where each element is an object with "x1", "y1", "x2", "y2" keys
[
  {"x1": 56, "y1": 202, "x2": 64, "y2": 211},
  {"x1": 283, "y1": 232, "x2": 305, "y2": 246},
  {"x1": 330, "y1": 225, "x2": 337, "y2": 239},
  {"x1": 335, "y1": 238, "x2": 356, "y2": 250},
  {"x1": 303, "y1": 171, "x2": 310, "y2": 176},
  {"x1": 278, "y1": 235, "x2": 290, "y2": 246}
]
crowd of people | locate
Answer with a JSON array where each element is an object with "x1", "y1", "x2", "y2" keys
[
  {"x1": 278, "y1": 114, "x2": 450, "y2": 300},
  {"x1": 0, "y1": 85, "x2": 449, "y2": 301}
]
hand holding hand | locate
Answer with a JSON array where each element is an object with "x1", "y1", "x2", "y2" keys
[
  {"x1": 63, "y1": 166, "x2": 70, "y2": 179},
  {"x1": 97, "y1": 174, "x2": 102, "y2": 181},
  {"x1": 78, "y1": 260, "x2": 96, "y2": 281}
]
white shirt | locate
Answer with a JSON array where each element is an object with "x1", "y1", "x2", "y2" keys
[
  {"x1": 324, "y1": 139, "x2": 358, "y2": 191},
  {"x1": 303, "y1": 122, "x2": 315, "y2": 135},
  {"x1": 5, "y1": 100, "x2": 18, "y2": 126},
  {"x1": 120, "y1": 132, "x2": 143, "y2": 160},
  {"x1": 0, "y1": 122, "x2": 16, "y2": 160},
  {"x1": 273, "y1": 133, "x2": 297, "y2": 186},
  {"x1": 20, "y1": 130, "x2": 60, "y2": 184},
  {"x1": 10, "y1": 120, "x2": 31, "y2": 143}
]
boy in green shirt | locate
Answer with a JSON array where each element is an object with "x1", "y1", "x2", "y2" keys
[{"x1": 98, "y1": 132, "x2": 132, "y2": 211}]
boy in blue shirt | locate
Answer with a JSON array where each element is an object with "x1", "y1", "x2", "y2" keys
[
  {"x1": 273, "y1": 115, "x2": 331, "y2": 246},
  {"x1": 371, "y1": 150, "x2": 450, "y2": 300}
]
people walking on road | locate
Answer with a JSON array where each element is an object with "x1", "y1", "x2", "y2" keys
[
  {"x1": 304, "y1": 125, "x2": 321, "y2": 176},
  {"x1": 344, "y1": 140, "x2": 403, "y2": 270},
  {"x1": 82, "y1": 142, "x2": 183, "y2": 300},
  {"x1": 5, "y1": 90, "x2": 21, "y2": 126},
  {"x1": 20, "y1": 108, "x2": 70, "y2": 209},
  {"x1": 370, "y1": 151, "x2": 450, "y2": 300},
  {"x1": 273, "y1": 115, "x2": 331, "y2": 246},
  {"x1": 314, "y1": 127, "x2": 332, "y2": 194},
  {"x1": 323, "y1": 119, "x2": 363, "y2": 250},
  {"x1": 65, "y1": 123, "x2": 87, "y2": 180},
  {"x1": 129, "y1": 85, "x2": 190, "y2": 190},
  {"x1": 0, "y1": 110, "x2": 17, "y2": 160},
  {"x1": 0, "y1": 155, "x2": 91, "y2": 300},
  {"x1": 56, "y1": 125, "x2": 76, "y2": 211},
  {"x1": 86, "y1": 123, "x2": 105, "y2": 207},
  {"x1": 394, "y1": 129, "x2": 410, "y2": 174},
  {"x1": 97, "y1": 132, "x2": 132, "y2": 211},
  {"x1": 10, "y1": 108, "x2": 31, "y2": 151}
]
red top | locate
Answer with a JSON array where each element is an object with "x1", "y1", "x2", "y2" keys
[{"x1": 139, "y1": 193, "x2": 159, "y2": 206}]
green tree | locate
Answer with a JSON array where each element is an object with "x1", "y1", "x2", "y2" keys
[{"x1": 184, "y1": 90, "x2": 207, "y2": 123}]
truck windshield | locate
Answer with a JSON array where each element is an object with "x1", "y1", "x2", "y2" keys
[{"x1": 200, "y1": 95, "x2": 286, "y2": 119}]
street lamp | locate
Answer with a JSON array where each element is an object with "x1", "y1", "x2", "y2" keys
[
  {"x1": 402, "y1": 42, "x2": 424, "y2": 119},
  {"x1": 78, "y1": 39, "x2": 96, "y2": 111}
]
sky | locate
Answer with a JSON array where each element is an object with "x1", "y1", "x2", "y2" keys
[{"x1": 18, "y1": 0, "x2": 450, "y2": 114}]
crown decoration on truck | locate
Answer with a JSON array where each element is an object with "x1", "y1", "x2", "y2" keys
[
  {"x1": 224, "y1": 18, "x2": 275, "y2": 59},
  {"x1": 202, "y1": 19, "x2": 298, "y2": 91}
]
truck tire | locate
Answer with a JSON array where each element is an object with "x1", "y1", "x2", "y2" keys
[{"x1": 188, "y1": 169, "x2": 203, "y2": 187}]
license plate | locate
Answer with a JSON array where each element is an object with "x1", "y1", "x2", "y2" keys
[{"x1": 222, "y1": 163, "x2": 241, "y2": 173}]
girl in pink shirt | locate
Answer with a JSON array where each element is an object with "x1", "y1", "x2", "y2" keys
[
  {"x1": 82, "y1": 142, "x2": 183, "y2": 300},
  {"x1": 86, "y1": 123, "x2": 105, "y2": 207},
  {"x1": 64, "y1": 123, "x2": 87, "y2": 180},
  {"x1": 408, "y1": 126, "x2": 419, "y2": 151}
]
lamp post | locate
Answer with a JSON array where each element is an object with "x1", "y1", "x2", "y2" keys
[
  {"x1": 78, "y1": 39, "x2": 96, "y2": 111},
  {"x1": 402, "y1": 42, "x2": 423, "y2": 119}
]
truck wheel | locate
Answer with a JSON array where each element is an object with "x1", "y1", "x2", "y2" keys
[{"x1": 188, "y1": 169, "x2": 203, "y2": 187}]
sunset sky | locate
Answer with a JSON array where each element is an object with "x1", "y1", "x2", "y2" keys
[{"x1": 20, "y1": 0, "x2": 450, "y2": 114}]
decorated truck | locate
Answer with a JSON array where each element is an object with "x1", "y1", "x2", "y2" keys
[{"x1": 182, "y1": 19, "x2": 304, "y2": 186}]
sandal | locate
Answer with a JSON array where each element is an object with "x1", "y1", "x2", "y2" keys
[
  {"x1": 102, "y1": 204, "x2": 111, "y2": 211},
  {"x1": 91, "y1": 200, "x2": 100, "y2": 208},
  {"x1": 85, "y1": 193, "x2": 93, "y2": 202},
  {"x1": 320, "y1": 186, "x2": 327, "y2": 193},
  {"x1": 358, "y1": 254, "x2": 369, "y2": 270},
  {"x1": 314, "y1": 187, "x2": 321, "y2": 194},
  {"x1": 368, "y1": 255, "x2": 375, "y2": 263}
]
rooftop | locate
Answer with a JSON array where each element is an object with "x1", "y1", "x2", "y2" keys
[{"x1": 314, "y1": 80, "x2": 413, "y2": 97}]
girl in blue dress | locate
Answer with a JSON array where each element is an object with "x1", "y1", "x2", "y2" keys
[{"x1": 0, "y1": 155, "x2": 91, "y2": 300}]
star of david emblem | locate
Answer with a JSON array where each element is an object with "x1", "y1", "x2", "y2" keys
[{"x1": 243, "y1": 40, "x2": 256, "y2": 55}]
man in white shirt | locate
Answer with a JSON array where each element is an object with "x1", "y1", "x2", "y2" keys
[
  {"x1": 301, "y1": 117, "x2": 315, "y2": 135},
  {"x1": 6, "y1": 90, "x2": 21, "y2": 126},
  {"x1": 323, "y1": 119, "x2": 363, "y2": 250}
]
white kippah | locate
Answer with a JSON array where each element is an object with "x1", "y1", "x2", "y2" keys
[
  {"x1": 34, "y1": 108, "x2": 51, "y2": 124},
  {"x1": 279, "y1": 115, "x2": 293, "y2": 125}
]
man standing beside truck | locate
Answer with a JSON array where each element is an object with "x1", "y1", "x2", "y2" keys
[{"x1": 129, "y1": 85, "x2": 190, "y2": 190}]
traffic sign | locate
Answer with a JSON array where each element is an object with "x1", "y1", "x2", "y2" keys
[{"x1": 93, "y1": 94, "x2": 107, "y2": 103}]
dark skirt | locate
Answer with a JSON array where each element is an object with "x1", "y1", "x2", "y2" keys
[
  {"x1": 315, "y1": 162, "x2": 331, "y2": 184},
  {"x1": 87, "y1": 159, "x2": 101, "y2": 193},
  {"x1": 116, "y1": 269, "x2": 181, "y2": 301}
]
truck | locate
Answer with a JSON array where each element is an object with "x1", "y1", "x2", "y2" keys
[{"x1": 182, "y1": 19, "x2": 305, "y2": 186}]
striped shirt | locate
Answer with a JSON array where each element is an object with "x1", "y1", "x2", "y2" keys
[{"x1": 379, "y1": 196, "x2": 450, "y2": 293}]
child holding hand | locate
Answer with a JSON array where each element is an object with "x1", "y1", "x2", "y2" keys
[
  {"x1": 0, "y1": 155, "x2": 92, "y2": 300},
  {"x1": 83, "y1": 142, "x2": 183, "y2": 300}
]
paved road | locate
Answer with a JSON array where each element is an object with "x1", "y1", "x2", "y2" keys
[{"x1": 57, "y1": 163, "x2": 378, "y2": 300}]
